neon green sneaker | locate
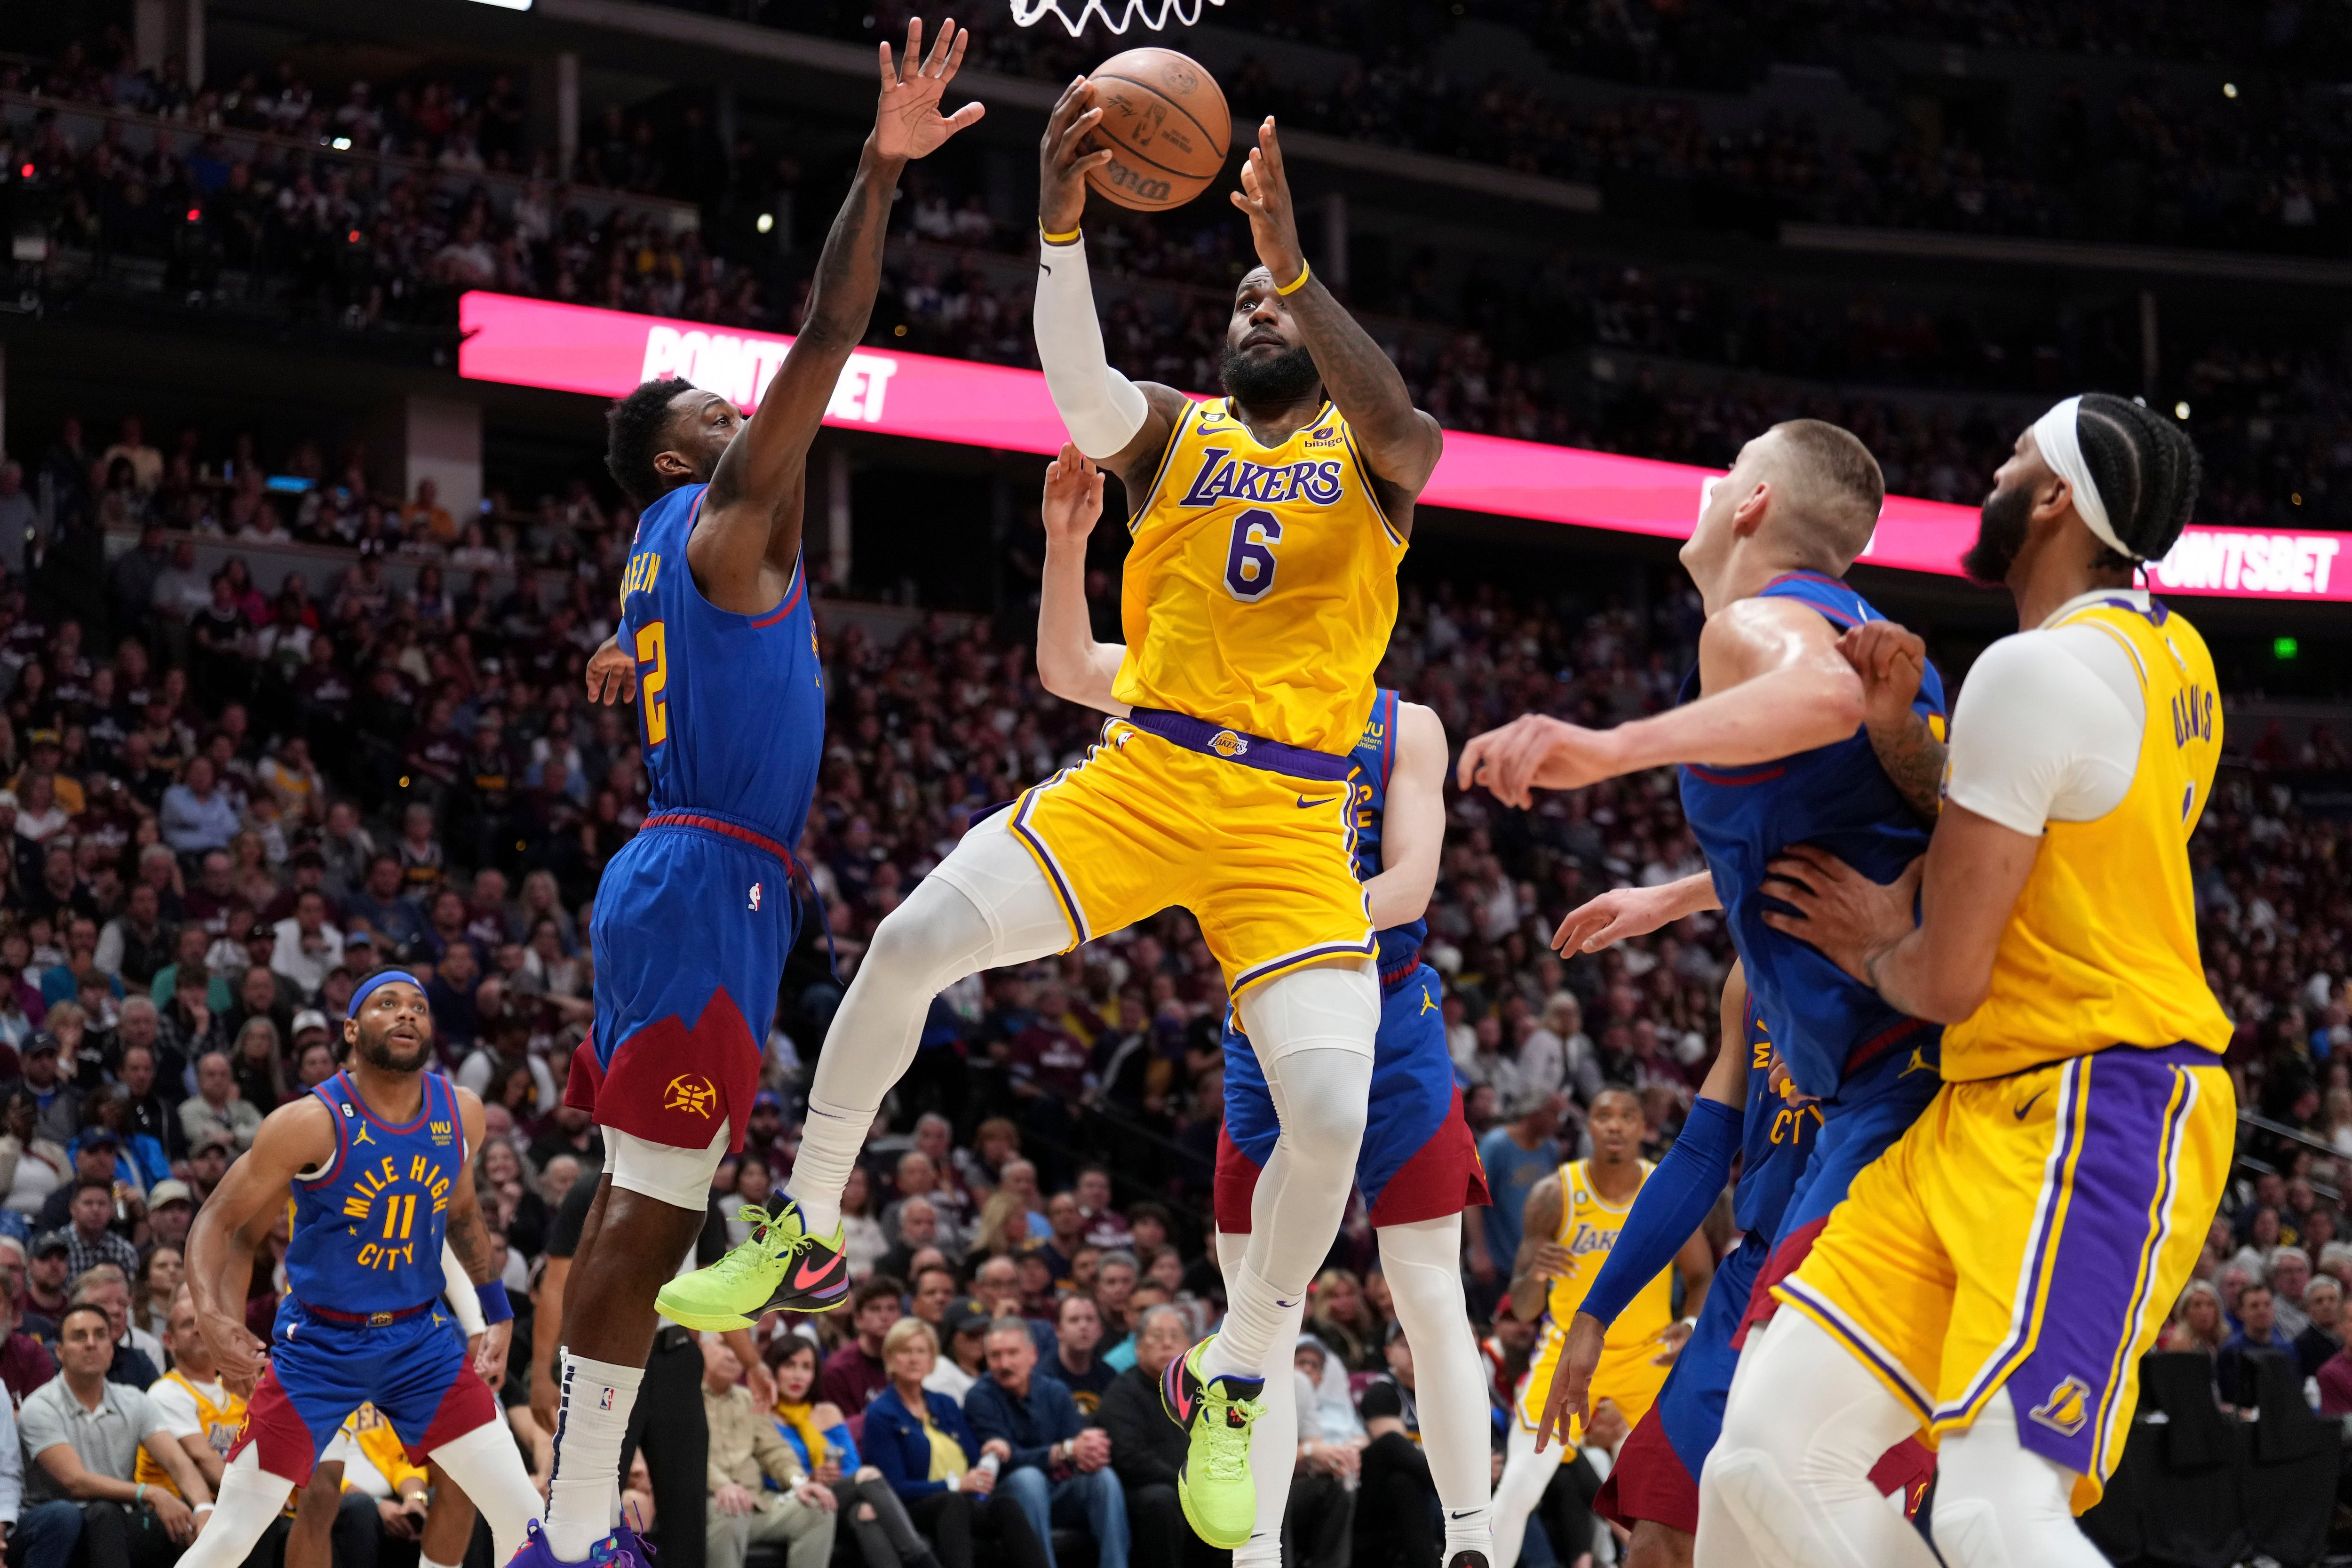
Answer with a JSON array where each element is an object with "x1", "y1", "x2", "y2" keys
[
  {"x1": 653, "y1": 1199, "x2": 850, "y2": 1330},
  {"x1": 1159, "y1": 1336, "x2": 1263, "y2": 1548}
]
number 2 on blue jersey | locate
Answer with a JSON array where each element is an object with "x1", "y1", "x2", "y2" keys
[{"x1": 636, "y1": 621, "x2": 670, "y2": 745}]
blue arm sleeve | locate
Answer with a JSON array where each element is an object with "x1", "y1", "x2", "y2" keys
[{"x1": 1578, "y1": 1096, "x2": 1741, "y2": 1328}]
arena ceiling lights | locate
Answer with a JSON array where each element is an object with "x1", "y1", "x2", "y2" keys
[{"x1": 457, "y1": 291, "x2": 2348, "y2": 603}]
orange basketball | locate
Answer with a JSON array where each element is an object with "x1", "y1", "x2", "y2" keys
[{"x1": 1082, "y1": 48, "x2": 1232, "y2": 213}]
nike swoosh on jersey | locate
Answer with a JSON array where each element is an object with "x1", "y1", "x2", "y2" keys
[
  {"x1": 1296, "y1": 794, "x2": 1339, "y2": 809},
  {"x1": 2012, "y1": 1087, "x2": 2050, "y2": 1120}
]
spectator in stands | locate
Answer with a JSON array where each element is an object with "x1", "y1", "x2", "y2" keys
[
  {"x1": 141, "y1": 1289, "x2": 240, "y2": 1499},
  {"x1": 2267, "y1": 1245, "x2": 2315, "y2": 1337},
  {"x1": 1354, "y1": 1323, "x2": 1440, "y2": 1568},
  {"x1": 177, "y1": 1051, "x2": 259, "y2": 1152},
  {"x1": 3, "y1": 1088, "x2": 72, "y2": 1219},
  {"x1": 962, "y1": 1317, "x2": 1127, "y2": 1568},
  {"x1": 16, "y1": 1301, "x2": 211, "y2": 1568},
  {"x1": 700, "y1": 1333, "x2": 837, "y2": 1568},
  {"x1": 15, "y1": 1035, "x2": 86, "y2": 1146},
  {"x1": 1097, "y1": 1304, "x2": 1232, "y2": 1568},
  {"x1": 1306, "y1": 1269, "x2": 1382, "y2": 1374},
  {"x1": 925, "y1": 1297, "x2": 991, "y2": 1404},
  {"x1": 2296, "y1": 1274, "x2": 2343, "y2": 1377},
  {"x1": 59, "y1": 1183, "x2": 137, "y2": 1280},
  {"x1": 877, "y1": 1198, "x2": 943, "y2": 1286},
  {"x1": 21, "y1": 1233, "x2": 71, "y2": 1340},
  {"x1": 159, "y1": 757, "x2": 238, "y2": 856},
  {"x1": 269, "y1": 891, "x2": 343, "y2": 999},
  {"x1": 143, "y1": 1184, "x2": 193, "y2": 1255},
  {"x1": 70, "y1": 1266, "x2": 161, "y2": 1387},
  {"x1": 1039, "y1": 1296, "x2": 1113, "y2": 1416},
  {"x1": 765, "y1": 1336, "x2": 938, "y2": 1568},
  {"x1": 864, "y1": 1318, "x2": 1049, "y2": 1568},
  {"x1": 1477, "y1": 1092, "x2": 1562, "y2": 1274},
  {"x1": 820, "y1": 1276, "x2": 904, "y2": 1416},
  {"x1": 2216, "y1": 1281, "x2": 2294, "y2": 1407}
]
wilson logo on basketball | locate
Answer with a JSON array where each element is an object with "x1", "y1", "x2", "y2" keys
[{"x1": 663, "y1": 1075, "x2": 720, "y2": 1118}]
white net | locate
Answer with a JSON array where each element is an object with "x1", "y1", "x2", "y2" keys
[{"x1": 1009, "y1": 0, "x2": 1225, "y2": 36}]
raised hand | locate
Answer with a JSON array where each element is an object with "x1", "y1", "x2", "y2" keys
[
  {"x1": 1838, "y1": 620, "x2": 1927, "y2": 729},
  {"x1": 1042, "y1": 443, "x2": 1106, "y2": 545},
  {"x1": 1229, "y1": 117, "x2": 1305, "y2": 285},
  {"x1": 1039, "y1": 78, "x2": 1115, "y2": 235},
  {"x1": 1553, "y1": 883, "x2": 1682, "y2": 955},
  {"x1": 874, "y1": 19, "x2": 985, "y2": 163},
  {"x1": 1458, "y1": 713, "x2": 1622, "y2": 805}
]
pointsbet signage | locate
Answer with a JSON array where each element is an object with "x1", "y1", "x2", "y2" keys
[{"x1": 458, "y1": 292, "x2": 2351, "y2": 602}]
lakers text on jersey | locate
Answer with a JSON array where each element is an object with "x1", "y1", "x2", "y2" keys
[{"x1": 1010, "y1": 400, "x2": 1405, "y2": 996}]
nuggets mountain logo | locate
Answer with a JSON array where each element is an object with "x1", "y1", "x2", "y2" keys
[
  {"x1": 1209, "y1": 730, "x2": 1249, "y2": 758},
  {"x1": 2028, "y1": 1375, "x2": 2091, "y2": 1437},
  {"x1": 664, "y1": 1074, "x2": 719, "y2": 1119}
]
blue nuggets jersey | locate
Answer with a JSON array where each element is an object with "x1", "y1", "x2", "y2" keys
[
  {"x1": 1678, "y1": 573, "x2": 1946, "y2": 1102},
  {"x1": 1350, "y1": 688, "x2": 1425, "y2": 989},
  {"x1": 619, "y1": 483, "x2": 825, "y2": 850},
  {"x1": 287, "y1": 1072, "x2": 466, "y2": 1313},
  {"x1": 1733, "y1": 990, "x2": 1819, "y2": 1240}
]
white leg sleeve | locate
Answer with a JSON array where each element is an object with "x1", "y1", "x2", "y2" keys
[
  {"x1": 1216, "y1": 1229, "x2": 1305, "y2": 1568},
  {"x1": 172, "y1": 1449, "x2": 297, "y2": 1568},
  {"x1": 1695, "y1": 1312, "x2": 1938, "y2": 1568},
  {"x1": 1490, "y1": 1419, "x2": 1562, "y2": 1568},
  {"x1": 1379, "y1": 1214, "x2": 1491, "y2": 1565},
  {"x1": 789, "y1": 813, "x2": 1069, "y2": 1234},
  {"x1": 1202, "y1": 965, "x2": 1377, "y2": 1383},
  {"x1": 1929, "y1": 1388, "x2": 2109, "y2": 1568},
  {"x1": 430, "y1": 1414, "x2": 544, "y2": 1560}
]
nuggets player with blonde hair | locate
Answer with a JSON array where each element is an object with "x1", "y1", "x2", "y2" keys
[
  {"x1": 779, "y1": 90, "x2": 1443, "y2": 1556},
  {"x1": 1707, "y1": 393, "x2": 2234, "y2": 1568}
]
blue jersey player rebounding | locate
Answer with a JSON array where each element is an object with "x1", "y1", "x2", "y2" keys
[
  {"x1": 176, "y1": 970, "x2": 540, "y2": 1568},
  {"x1": 1458, "y1": 419, "x2": 1945, "y2": 1568},
  {"x1": 532, "y1": 23, "x2": 985, "y2": 1568}
]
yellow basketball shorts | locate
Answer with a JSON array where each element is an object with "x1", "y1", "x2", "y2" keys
[
  {"x1": 1008, "y1": 716, "x2": 1374, "y2": 996},
  {"x1": 1517, "y1": 1318, "x2": 1672, "y2": 1441},
  {"x1": 1774, "y1": 1041, "x2": 2234, "y2": 1512}
]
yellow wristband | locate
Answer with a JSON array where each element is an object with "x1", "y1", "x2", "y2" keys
[
  {"x1": 1039, "y1": 220, "x2": 1081, "y2": 246},
  {"x1": 1276, "y1": 260, "x2": 1312, "y2": 295}
]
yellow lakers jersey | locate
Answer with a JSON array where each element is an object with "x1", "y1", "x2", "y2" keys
[
  {"x1": 1944, "y1": 599, "x2": 2233, "y2": 1079},
  {"x1": 1546, "y1": 1158, "x2": 1672, "y2": 1347},
  {"x1": 1114, "y1": 398, "x2": 1406, "y2": 755},
  {"x1": 137, "y1": 1371, "x2": 246, "y2": 1498}
]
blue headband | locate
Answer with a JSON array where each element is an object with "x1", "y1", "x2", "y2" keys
[{"x1": 348, "y1": 971, "x2": 426, "y2": 1020}]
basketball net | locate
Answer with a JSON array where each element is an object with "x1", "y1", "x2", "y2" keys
[{"x1": 1009, "y1": 0, "x2": 1225, "y2": 36}]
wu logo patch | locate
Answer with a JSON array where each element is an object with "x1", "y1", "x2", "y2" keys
[
  {"x1": 664, "y1": 1074, "x2": 719, "y2": 1119},
  {"x1": 2028, "y1": 1376, "x2": 2092, "y2": 1438},
  {"x1": 429, "y1": 1120, "x2": 453, "y2": 1146},
  {"x1": 749, "y1": 882, "x2": 763, "y2": 911}
]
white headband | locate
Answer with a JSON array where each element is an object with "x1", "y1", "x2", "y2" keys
[{"x1": 2030, "y1": 396, "x2": 2135, "y2": 561}]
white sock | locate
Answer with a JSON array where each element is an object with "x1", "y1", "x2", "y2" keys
[
  {"x1": 172, "y1": 1450, "x2": 296, "y2": 1568},
  {"x1": 788, "y1": 824, "x2": 1066, "y2": 1239},
  {"x1": 424, "y1": 1557, "x2": 463, "y2": 1568},
  {"x1": 1216, "y1": 1231, "x2": 1306, "y2": 1568},
  {"x1": 1490, "y1": 1421, "x2": 1562, "y2": 1568},
  {"x1": 545, "y1": 1351, "x2": 644, "y2": 1560}
]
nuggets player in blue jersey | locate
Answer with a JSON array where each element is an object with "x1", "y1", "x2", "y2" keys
[
  {"x1": 175, "y1": 971, "x2": 539, "y2": 1568},
  {"x1": 1456, "y1": 420, "x2": 1947, "y2": 1568},
  {"x1": 532, "y1": 25, "x2": 985, "y2": 1568}
]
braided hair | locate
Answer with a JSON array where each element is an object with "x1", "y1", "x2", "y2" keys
[
  {"x1": 2073, "y1": 393, "x2": 2203, "y2": 567},
  {"x1": 604, "y1": 377, "x2": 698, "y2": 509}
]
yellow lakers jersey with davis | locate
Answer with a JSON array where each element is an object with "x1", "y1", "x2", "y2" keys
[
  {"x1": 1518, "y1": 1159, "x2": 1673, "y2": 1439},
  {"x1": 1115, "y1": 398, "x2": 1406, "y2": 755},
  {"x1": 999, "y1": 399, "x2": 1405, "y2": 997}
]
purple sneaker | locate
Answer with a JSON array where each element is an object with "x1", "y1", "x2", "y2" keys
[{"x1": 509, "y1": 1520, "x2": 653, "y2": 1568}]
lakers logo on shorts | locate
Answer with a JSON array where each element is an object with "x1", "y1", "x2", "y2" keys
[
  {"x1": 2028, "y1": 1375, "x2": 2091, "y2": 1438},
  {"x1": 663, "y1": 1074, "x2": 719, "y2": 1118},
  {"x1": 1208, "y1": 730, "x2": 1249, "y2": 759}
]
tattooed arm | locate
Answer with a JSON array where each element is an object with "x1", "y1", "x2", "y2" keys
[
  {"x1": 1228, "y1": 117, "x2": 1444, "y2": 533},
  {"x1": 446, "y1": 1087, "x2": 515, "y2": 1389},
  {"x1": 1842, "y1": 621, "x2": 1946, "y2": 820}
]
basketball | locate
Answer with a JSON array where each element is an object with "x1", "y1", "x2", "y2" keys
[{"x1": 1082, "y1": 48, "x2": 1232, "y2": 213}]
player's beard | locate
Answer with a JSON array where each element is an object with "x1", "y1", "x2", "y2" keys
[
  {"x1": 353, "y1": 1024, "x2": 433, "y2": 1075},
  {"x1": 1220, "y1": 342, "x2": 1320, "y2": 407},
  {"x1": 1963, "y1": 480, "x2": 2033, "y2": 584}
]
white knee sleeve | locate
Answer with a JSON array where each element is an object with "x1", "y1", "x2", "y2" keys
[
  {"x1": 1930, "y1": 1388, "x2": 2107, "y2": 1568},
  {"x1": 607, "y1": 1125, "x2": 730, "y2": 1210},
  {"x1": 1696, "y1": 1313, "x2": 1938, "y2": 1568},
  {"x1": 1378, "y1": 1217, "x2": 1488, "y2": 1518},
  {"x1": 430, "y1": 1416, "x2": 543, "y2": 1560}
]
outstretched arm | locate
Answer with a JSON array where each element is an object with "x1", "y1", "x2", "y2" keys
[
  {"x1": 1362, "y1": 702, "x2": 1446, "y2": 931},
  {"x1": 1551, "y1": 871, "x2": 1719, "y2": 956},
  {"x1": 1230, "y1": 119, "x2": 1443, "y2": 521},
  {"x1": 1459, "y1": 596, "x2": 1864, "y2": 806},
  {"x1": 185, "y1": 1096, "x2": 336, "y2": 1395},
  {"x1": 689, "y1": 18, "x2": 984, "y2": 612},
  {"x1": 1034, "y1": 446, "x2": 1128, "y2": 716}
]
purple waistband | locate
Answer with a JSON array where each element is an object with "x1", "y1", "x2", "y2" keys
[
  {"x1": 1123, "y1": 708, "x2": 1354, "y2": 784},
  {"x1": 2105, "y1": 1039, "x2": 2226, "y2": 1071}
]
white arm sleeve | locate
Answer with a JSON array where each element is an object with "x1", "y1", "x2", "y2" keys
[
  {"x1": 1033, "y1": 237, "x2": 1150, "y2": 459},
  {"x1": 1945, "y1": 626, "x2": 2144, "y2": 835},
  {"x1": 444, "y1": 1241, "x2": 486, "y2": 1334}
]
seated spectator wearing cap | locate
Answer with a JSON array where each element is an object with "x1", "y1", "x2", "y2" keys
[
  {"x1": 22, "y1": 1232, "x2": 73, "y2": 1341},
  {"x1": 962, "y1": 1316, "x2": 1128, "y2": 1568},
  {"x1": 16, "y1": 1300, "x2": 214, "y2": 1568},
  {"x1": 38, "y1": 1132, "x2": 132, "y2": 1234},
  {"x1": 926, "y1": 1297, "x2": 992, "y2": 1404},
  {"x1": 1037, "y1": 1297, "x2": 1114, "y2": 1417},
  {"x1": 1, "y1": 1087, "x2": 73, "y2": 1221},
  {"x1": 701, "y1": 1334, "x2": 837, "y2": 1568},
  {"x1": 156, "y1": 961, "x2": 228, "y2": 1067},
  {"x1": 766, "y1": 1335, "x2": 937, "y2": 1568},
  {"x1": 176, "y1": 1052, "x2": 260, "y2": 1154},
  {"x1": 9, "y1": 1033, "x2": 87, "y2": 1148},
  {"x1": 182, "y1": 1133, "x2": 234, "y2": 1208},
  {"x1": 1097, "y1": 1305, "x2": 1235, "y2": 1568},
  {"x1": 145, "y1": 1185, "x2": 193, "y2": 1263},
  {"x1": 863, "y1": 1319, "x2": 1049, "y2": 1568},
  {"x1": 821, "y1": 1277, "x2": 906, "y2": 1417},
  {"x1": 0, "y1": 1236, "x2": 57, "y2": 1401},
  {"x1": 78, "y1": 1092, "x2": 168, "y2": 1200}
]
